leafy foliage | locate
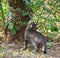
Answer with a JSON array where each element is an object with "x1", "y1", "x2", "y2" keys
[
  {"x1": 0, "y1": 0, "x2": 60, "y2": 38},
  {"x1": 29, "y1": 0, "x2": 60, "y2": 36},
  {"x1": 47, "y1": 42, "x2": 53, "y2": 48},
  {"x1": 0, "y1": 0, "x2": 8, "y2": 31}
]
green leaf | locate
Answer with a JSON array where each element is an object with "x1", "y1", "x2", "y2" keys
[
  {"x1": 48, "y1": 16, "x2": 58, "y2": 22},
  {"x1": 11, "y1": 28, "x2": 16, "y2": 35},
  {"x1": 46, "y1": 23, "x2": 51, "y2": 29},
  {"x1": 51, "y1": 26, "x2": 58, "y2": 32},
  {"x1": 43, "y1": 7, "x2": 52, "y2": 13},
  {"x1": 48, "y1": 2, "x2": 53, "y2": 6},
  {"x1": 35, "y1": 1, "x2": 41, "y2": 7},
  {"x1": 0, "y1": 23, "x2": 3, "y2": 26},
  {"x1": 57, "y1": 16, "x2": 60, "y2": 21},
  {"x1": 24, "y1": 0, "x2": 30, "y2": 5},
  {"x1": 0, "y1": 17, "x2": 2, "y2": 21},
  {"x1": 14, "y1": 26, "x2": 19, "y2": 31},
  {"x1": 22, "y1": 11, "x2": 29, "y2": 16},
  {"x1": 8, "y1": 21, "x2": 14, "y2": 29},
  {"x1": 47, "y1": 42, "x2": 53, "y2": 48},
  {"x1": 0, "y1": 5, "x2": 2, "y2": 10}
]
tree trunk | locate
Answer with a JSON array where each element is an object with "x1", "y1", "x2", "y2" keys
[{"x1": 5, "y1": 0, "x2": 31, "y2": 44}]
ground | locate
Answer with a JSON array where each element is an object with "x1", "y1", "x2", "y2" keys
[{"x1": 0, "y1": 42, "x2": 60, "y2": 58}]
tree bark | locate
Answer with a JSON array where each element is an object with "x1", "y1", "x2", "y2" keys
[{"x1": 5, "y1": 0, "x2": 31, "y2": 44}]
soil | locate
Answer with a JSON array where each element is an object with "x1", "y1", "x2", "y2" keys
[{"x1": 0, "y1": 43, "x2": 60, "y2": 58}]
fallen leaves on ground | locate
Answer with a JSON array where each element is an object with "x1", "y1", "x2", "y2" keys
[{"x1": 0, "y1": 43, "x2": 60, "y2": 58}]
